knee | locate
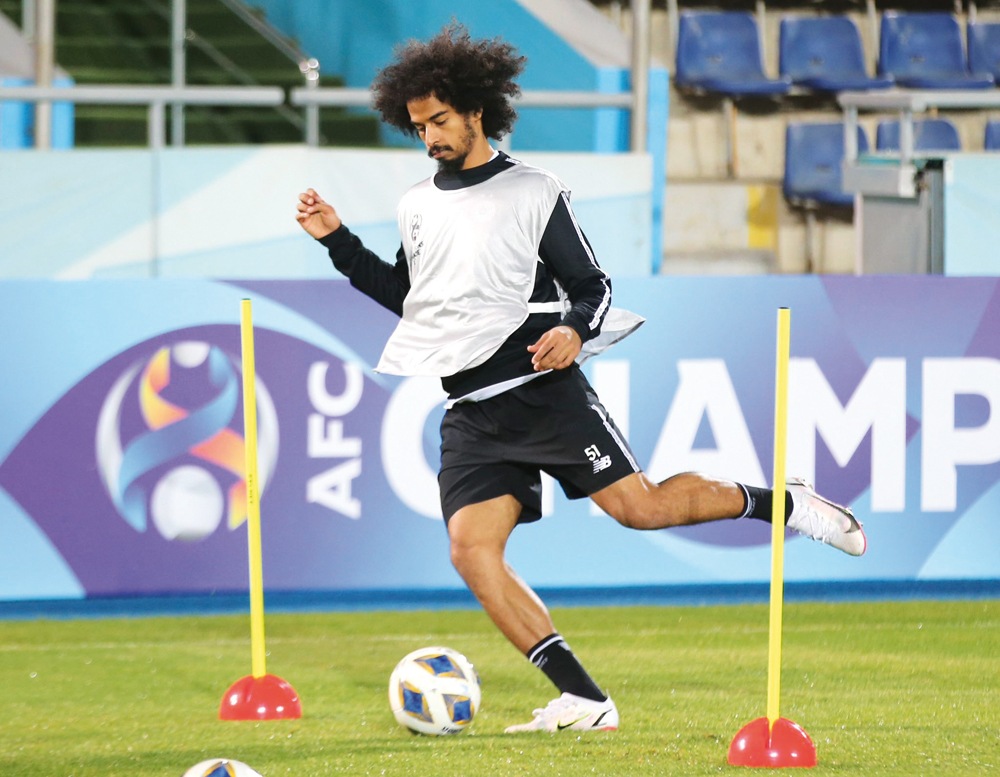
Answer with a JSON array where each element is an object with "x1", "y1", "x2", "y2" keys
[
  {"x1": 448, "y1": 539, "x2": 474, "y2": 577},
  {"x1": 445, "y1": 495, "x2": 519, "y2": 584},
  {"x1": 448, "y1": 534, "x2": 500, "y2": 583}
]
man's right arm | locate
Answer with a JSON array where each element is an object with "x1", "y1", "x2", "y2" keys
[
  {"x1": 296, "y1": 187, "x2": 409, "y2": 316},
  {"x1": 319, "y1": 227, "x2": 409, "y2": 317}
]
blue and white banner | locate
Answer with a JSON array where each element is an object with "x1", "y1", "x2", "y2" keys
[{"x1": 1, "y1": 275, "x2": 998, "y2": 601}]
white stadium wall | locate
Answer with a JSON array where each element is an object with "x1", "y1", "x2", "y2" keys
[{"x1": 0, "y1": 147, "x2": 654, "y2": 280}]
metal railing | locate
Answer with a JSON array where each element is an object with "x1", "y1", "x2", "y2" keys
[
  {"x1": 288, "y1": 88, "x2": 635, "y2": 109},
  {"x1": 838, "y1": 89, "x2": 1000, "y2": 200},
  {"x1": 288, "y1": 87, "x2": 636, "y2": 150},
  {"x1": 0, "y1": 85, "x2": 635, "y2": 150},
  {"x1": 15, "y1": 0, "x2": 319, "y2": 147},
  {"x1": 16, "y1": 0, "x2": 649, "y2": 151},
  {"x1": 134, "y1": 0, "x2": 316, "y2": 144},
  {"x1": 840, "y1": 89, "x2": 1000, "y2": 165},
  {"x1": 211, "y1": 0, "x2": 321, "y2": 145},
  {"x1": 0, "y1": 85, "x2": 284, "y2": 148}
]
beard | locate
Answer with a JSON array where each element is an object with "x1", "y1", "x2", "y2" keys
[
  {"x1": 429, "y1": 118, "x2": 479, "y2": 173},
  {"x1": 434, "y1": 151, "x2": 468, "y2": 174}
]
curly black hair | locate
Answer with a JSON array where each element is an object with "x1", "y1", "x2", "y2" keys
[{"x1": 372, "y1": 23, "x2": 527, "y2": 140}]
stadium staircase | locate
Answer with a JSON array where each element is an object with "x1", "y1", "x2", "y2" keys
[{"x1": 0, "y1": 0, "x2": 379, "y2": 146}]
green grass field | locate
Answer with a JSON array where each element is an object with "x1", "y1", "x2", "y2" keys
[{"x1": 1, "y1": 599, "x2": 997, "y2": 776}]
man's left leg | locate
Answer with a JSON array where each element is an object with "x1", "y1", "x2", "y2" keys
[
  {"x1": 552, "y1": 366, "x2": 864, "y2": 555},
  {"x1": 591, "y1": 471, "x2": 745, "y2": 527},
  {"x1": 590, "y1": 471, "x2": 866, "y2": 556}
]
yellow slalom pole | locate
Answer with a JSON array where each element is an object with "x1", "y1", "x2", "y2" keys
[
  {"x1": 766, "y1": 307, "x2": 791, "y2": 730},
  {"x1": 728, "y1": 307, "x2": 814, "y2": 766},
  {"x1": 219, "y1": 298, "x2": 300, "y2": 720},
  {"x1": 240, "y1": 298, "x2": 267, "y2": 679}
]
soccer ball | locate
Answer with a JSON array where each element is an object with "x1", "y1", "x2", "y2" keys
[
  {"x1": 388, "y1": 646, "x2": 481, "y2": 735},
  {"x1": 181, "y1": 759, "x2": 262, "y2": 777}
]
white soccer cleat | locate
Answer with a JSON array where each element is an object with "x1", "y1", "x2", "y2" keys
[
  {"x1": 786, "y1": 478, "x2": 867, "y2": 556},
  {"x1": 504, "y1": 692, "x2": 619, "y2": 733}
]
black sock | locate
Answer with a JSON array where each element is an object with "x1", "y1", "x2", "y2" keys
[
  {"x1": 527, "y1": 634, "x2": 607, "y2": 703},
  {"x1": 736, "y1": 484, "x2": 793, "y2": 524}
]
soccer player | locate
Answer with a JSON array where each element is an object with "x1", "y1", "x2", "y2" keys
[{"x1": 296, "y1": 24, "x2": 866, "y2": 734}]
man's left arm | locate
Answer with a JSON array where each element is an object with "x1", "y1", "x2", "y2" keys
[{"x1": 527, "y1": 191, "x2": 612, "y2": 371}]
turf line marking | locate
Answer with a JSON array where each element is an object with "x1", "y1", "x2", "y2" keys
[
  {"x1": 0, "y1": 617, "x2": 995, "y2": 654},
  {"x1": 0, "y1": 632, "x2": 503, "y2": 653}
]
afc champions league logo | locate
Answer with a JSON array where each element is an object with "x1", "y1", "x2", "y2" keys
[{"x1": 95, "y1": 341, "x2": 279, "y2": 542}]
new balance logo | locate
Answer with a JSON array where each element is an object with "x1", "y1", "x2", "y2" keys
[
  {"x1": 593, "y1": 455, "x2": 612, "y2": 474},
  {"x1": 585, "y1": 444, "x2": 612, "y2": 474}
]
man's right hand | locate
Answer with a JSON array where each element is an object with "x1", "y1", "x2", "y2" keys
[{"x1": 296, "y1": 188, "x2": 342, "y2": 239}]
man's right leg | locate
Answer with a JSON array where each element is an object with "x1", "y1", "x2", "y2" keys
[
  {"x1": 446, "y1": 494, "x2": 553, "y2": 654},
  {"x1": 447, "y1": 495, "x2": 618, "y2": 732}
]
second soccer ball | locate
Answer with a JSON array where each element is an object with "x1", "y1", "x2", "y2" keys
[{"x1": 182, "y1": 759, "x2": 262, "y2": 777}]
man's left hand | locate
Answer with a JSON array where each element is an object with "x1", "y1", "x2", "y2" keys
[{"x1": 527, "y1": 326, "x2": 582, "y2": 371}]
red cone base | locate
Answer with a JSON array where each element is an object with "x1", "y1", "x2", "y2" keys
[
  {"x1": 219, "y1": 674, "x2": 302, "y2": 720},
  {"x1": 728, "y1": 717, "x2": 817, "y2": 768}
]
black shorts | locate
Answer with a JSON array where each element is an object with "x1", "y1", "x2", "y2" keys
[{"x1": 438, "y1": 366, "x2": 640, "y2": 524}]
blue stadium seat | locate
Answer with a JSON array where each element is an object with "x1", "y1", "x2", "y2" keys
[
  {"x1": 985, "y1": 121, "x2": 1000, "y2": 151},
  {"x1": 879, "y1": 12, "x2": 994, "y2": 89},
  {"x1": 780, "y1": 16, "x2": 893, "y2": 91},
  {"x1": 675, "y1": 11, "x2": 792, "y2": 95},
  {"x1": 876, "y1": 118, "x2": 961, "y2": 152},
  {"x1": 968, "y1": 21, "x2": 1000, "y2": 81},
  {"x1": 784, "y1": 122, "x2": 868, "y2": 207}
]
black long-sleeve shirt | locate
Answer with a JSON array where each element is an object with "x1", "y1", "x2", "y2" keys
[{"x1": 319, "y1": 151, "x2": 611, "y2": 399}]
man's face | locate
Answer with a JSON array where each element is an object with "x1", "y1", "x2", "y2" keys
[{"x1": 407, "y1": 94, "x2": 482, "y2": 173}]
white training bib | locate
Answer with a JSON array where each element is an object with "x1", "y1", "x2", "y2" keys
[{"x1": 377, "y1": 161, "x2": 564, "y2": 377}]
